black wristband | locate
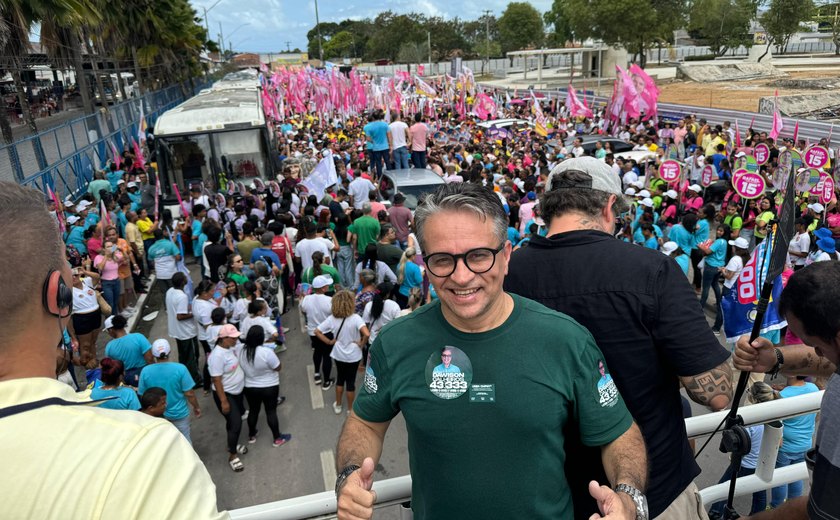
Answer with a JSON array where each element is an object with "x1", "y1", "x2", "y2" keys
[
  {"x1": 335, "y1": 464, "x2": 361, "y2": 497},
  {"x1": 767, "y1": 348, "x2": 784, "y2": 377}
]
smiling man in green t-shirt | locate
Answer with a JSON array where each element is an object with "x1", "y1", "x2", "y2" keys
[{"x1": 334, "y1": 183, "x2": 648, "y2": 520}]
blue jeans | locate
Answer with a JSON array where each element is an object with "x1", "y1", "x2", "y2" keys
[
  {"x1": 371, "y1": 149, "x2": 388, "y2": 179},
  {"x1": 771, "y1": 451, "x2": 807, "y2": 507},
  {"x1": 392, "y1": 146, "x2": 409, "y2": 169},
  {"x1": 101, "y1": 278, "x2": 121, "y2": 316},
  {"x1": 168, "y1": 416, "x2": 192, "y2": 444},
  {"x1": 699, "y1": 267, "x2": 721, "y2": 323},
  {"x1": 337, "y1": 245, "x2": 356, "y2": 290},
  {"x1": 709, "y1": 465, "x2": 766, "y2": 516},
  {"x1": 411, "y1": 150, "x2": 427, "y2": 169}
]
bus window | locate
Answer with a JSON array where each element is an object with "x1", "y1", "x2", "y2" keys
[
  {"x1": 212, "y1": 129, "x2": 267, "y2": 181},
  {"x1": 161, "y1": 134, "x2": 212, "y2": 188}
]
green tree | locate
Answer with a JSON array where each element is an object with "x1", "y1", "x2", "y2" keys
[
  {"x1": 365, "y1": 12, "x2": 425, "y2": 61},
  {"x1": 497, "y1": 2, "x2": 544, "y2": 53},
  {"x1": 396, "y1": 41, "x2": 429, "y2": 64},
  {"x1": 688, "y1": 0, "x2": 758, "y2": 56},
  {"x1": 544, "y1": 0, "x2": 574, "y2": 46},
  {"x1": 323, "y1": 31, "x2": 356, "y2": 59},
  {"x1": 814, "y1": 2, "x2": 840, "y2": 55},
  {"x1": 306, "y1": 22, "x2": 340, "y2": 59},
  {"x1": 562, "y1": 0, "x2": 684, "y2": 67},
  {"x1": 761, "y1": 0, "x2": 816, "y2": 53}
]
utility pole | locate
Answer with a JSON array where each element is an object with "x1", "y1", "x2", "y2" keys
[
  {"x1": 285, "y1": 41, "x2": 291, "y2": 52},
  {"x1": 483, "y1": 9, "x2": 492, "y2": 74},
  {"x1": 428, "y1": 31, "x2": 432, "y2": 74},
  {"x1": 314, "y1": 0, "x2": 324, "y2": 63},
  {"x1": 218, "y1": 22, "x2": 225, "y2": 62}
]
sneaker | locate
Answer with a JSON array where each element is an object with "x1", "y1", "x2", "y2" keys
[
  {"x1": 273, "y1": 433, "x2": 292, "y2": 447},
  {"x1": 333, "y1": 401, "x2": 343, "y2": 414},
  {"x1": 314, "y1": 372, "x2": 322, "y2": 384},
  {"x1": 248, "y1": 434, "x2": 258, "y2": 444},
  {"x1": 282, "y1": 327, "x2": 290, "y2": 333},
  {"x1": 277, "y1": 396, "x2": 286, "y2": 405},
  {"x1": 241, "y1": 409, "x2": 249, "y2": 420},
  {"x1": 275, "y1": 343, "x2": 287, "y2": 353},
  {"x1": 322, "y1": 379, "x2": 333, "y2": 391}
]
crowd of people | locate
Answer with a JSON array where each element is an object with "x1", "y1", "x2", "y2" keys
[{"x1": 5, "y1": 78, "x2": 839, "y2": 520}]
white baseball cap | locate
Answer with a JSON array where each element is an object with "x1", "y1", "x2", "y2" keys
[
  {"x1": 728, "y1": 237, "x2": 749, "y2": 249},
  {"x1": 312, "y1": 275, "x2": 333, "y2": 289},
  {"x1": 76, "y1": 200, "x2": 92, "y2": 209},
  {"x1": 661, "y1": 241, "x2": 679, "y2": 255},
  {"x1": 102, "y1": 316, "x2": 115, "y2": 331},
  {"x1": 624, "y1": 187, "x2": 636, "y2": 196},
  {"x1": 117, "y1": 179, "x2": 125, "y2": 185},
  {"x1": 127, "y1": 182, "x2": 138, "y2": 188},
  {"x1": 688, "y1": 184, "x2": 702, "y2": 193},
  {"x1": 66, "y1": 215, "x2": 80, "y2": 224},
  {"x1": 665, "y1": 189, "x2": 678, "y2": 199},
  {"x1": 632, "y1": 181, "x2": 645, "y2": 189},
  {"x1": 151, "y1": 339, "x2": 172, "y2": 358},
  {"x1": 638, "y1": 189, "x2": 651, "y2": 198},
  {"x1": 545, "y1": 157, "x2": 624, "y2": 198},
  {"x1": 735, "y1": 152, "x2": 746, "y2": 158},
  {"x1": 808, "y1": 203, "x2": 825, "y2": 214},
  {"x1": 640, "y1": 197, "x2": 654, "y2": 208}
]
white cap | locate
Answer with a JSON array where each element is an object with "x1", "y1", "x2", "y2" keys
[
  {"x1": 665, "y1": 189, "x2": 678, "y2": 199},
  {"x1": 127, "y1": 182, "x2": 138, "y2": 188},
  {"x1": 808, "y1": 203, "x2": 825, "y2": 214},
  {"x1": 632, "y1": 181, "x2": 645, "y2": 189},
  {"x1": 735, "y1": 152, "x2": 746, "y2": 158},
  {"x1": 661, "y1": 241, "x2": 679, "y2": 255},
  {"x1": 76, "y1": 200, "x2": 92, "y2": 209},
  {"x1": 688, "y1": 184, "x2": 702, "y2": 193},
  {"x1": 312, "y1": 275, "x2": 333, "y2": 289},
  {"x1": 624, "y1": 187, "x2": 636, "y2": 196},
  {"x1": 117, "y1": 179, "x2": 125, "y2": 185},
  {"x1": 66, "y1": 215, "x2": 80, "y2": 224},
  {"x1": 151, "y1": 339, "x2": 172, "y2": 357},
  {"x1": 640, "y1": 197, "x2": 654, "y2": 208},
  {"x1": 728, "y1": 237, "x2": 749, "y2": 249},
  {"x1": 637, "y1": 189, "x2": 651, "y2": 198},
  {"x1": 102, "y1": 316, "x2": 115, "y2": 331},
  {"x1": 64, "y1": 199, "x2": 75, "y2": 207}
]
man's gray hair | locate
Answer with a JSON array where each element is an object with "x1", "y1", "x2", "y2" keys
[
  {"x1": 414, "y1": 183, "x2": 507, "y2": 251},
  {"x1": 362, "y1": 202, "x2": 372, "y2": 215}
]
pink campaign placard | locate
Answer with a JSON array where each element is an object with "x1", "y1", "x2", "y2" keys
[
  {"x1": 804, "y1": 145, "x2": 829, "y2": 169},
  {"x1": 733, "y1": 172, "x2": 766, "y2": 199},
  {"x1": 754, "y1": 143, "x2": 770, "y2": 165},
  {"x1": 819, "y1": 173, "x2": 835, "y2": 204},
  {"x1": 659, "y1": 160, "x2": 681, "y2": 183},
  {"x1": 701, "y1": 165, "x2": 714, "y2": 187}
]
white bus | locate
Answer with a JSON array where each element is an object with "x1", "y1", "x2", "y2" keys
[{"x1": 153, "y1": 70, "x2": 276, "y2": 198}]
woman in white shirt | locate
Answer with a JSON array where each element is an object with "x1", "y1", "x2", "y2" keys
[
  {"x1": 70, "y1": 264, "x2": 102, "y2": 369},
  {"x1": 192, "y1": 279, "x2": 220, "y2": 358},
  {"x1": 715, "y1": 237, "x2": 751, "y2": 334},
  {"x1": 787, "y1": 218, "x2": 811, "y2": 270},
  {"x1": 239, "y1": 326, "x2": 291, "y2": 448},
  {"x1": 240, "y1": 299, "x2": 278, "y2": 345},
  {"x1": 300, "y1": 276, "x2": 335, "y2": 389},
  {"x1": 315, "y1": 290, "x2": 370, "y2": 415},
  {"x1": 362, "y1": 282, "x2": 401, "y2": 345},
  {"x1": 207, "y1": 324, "x2": 247, "y2": 471},
  {"x1": 354, "y1": 243, "x2": 397, "y2": 287}
]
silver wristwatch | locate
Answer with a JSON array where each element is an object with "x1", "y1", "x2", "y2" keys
[{"x1": 614, "y1": 483, "x2": 649, "y2": 520}]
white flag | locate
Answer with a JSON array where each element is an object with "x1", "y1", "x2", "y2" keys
[{"x1": 300, "y1": 151, "x2": 338, "y2": 201}]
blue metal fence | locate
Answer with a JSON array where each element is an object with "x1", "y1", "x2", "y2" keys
[{"x1": 1, "y1": 82, "x2": 209, "y2": 201}]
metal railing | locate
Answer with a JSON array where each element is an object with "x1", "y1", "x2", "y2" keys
[
  {"x1": 228, "y1": 391, "x2": 824, "y2": 520},
  {"x1": 2, "y1": 82, "x2": 208, "y2": 201}
]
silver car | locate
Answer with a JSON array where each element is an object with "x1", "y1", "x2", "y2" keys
[{"x1": 379, "y1": 168, "x2": 445, "y2": 210}]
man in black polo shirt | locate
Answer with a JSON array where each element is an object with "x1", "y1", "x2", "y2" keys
[{"x1": 504, "y1": 156, "x2": 733, "y2": 519}]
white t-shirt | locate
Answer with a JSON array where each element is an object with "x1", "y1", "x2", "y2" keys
[
  {"x1": 354, "y1": 261, "x2": 397, "y2": 286},
  {"x1": 788, "y1": 232, "x2": 810, "y2": 267},
  {"x1": 73, "y1": 277, "x2": 99, "y2": 314},
  {"x1": 300, "y1": 293, "x2": 333, "y2": 336},
  {"x1": 389, "y1": 121, "x2": 408, "y2": 149},
  {"x1": 349, "y1": 178, "x2": 376, "y2": 210},
  {"x1": 240, "y1": 314, "x2": 277, "y2": 342},
  {"x1": 166, "y1": 288, "x2": 197, "y2": 340},
  {"x1": 622, "y1": 171, "x2": 639, "y2": 189},
  {"x1": 208, "y1": 344, "x2": 244, "y2": 394},
  {"x1": 295, "y1": 237, "x2": 333, "y2": 270},
  {"x1": 572, "y1": 146, "x2": 584, "y2": 158},
  {"x1": 317, "y1": 314, "x2": 366, "y2": 363},
  {"x1": 239, "y1": 347, "x2": 280, "y2": 388},
  {"x1": 362, "y1": 299, "x2": 401, "y2": 344},
  {"x1": 192, "y1": 298, "x2": 218, "y2": 342},
  {"x1": 231, "y1": 297, "x2": 250, "y2": 324},
  {"x1": 723, "y1": 256, "x2": 744, "y2": 289},
  {"x1": 206, "y1": 324, "x2": 223, "y2": 346}
]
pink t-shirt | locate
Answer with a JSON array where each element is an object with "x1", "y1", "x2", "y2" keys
[
  {"x1": 409, "y1": 123, "x2": 428, "y2": 152},
  {"x1": 94, "y1": 252, "x2": 123, "y2": 281}
]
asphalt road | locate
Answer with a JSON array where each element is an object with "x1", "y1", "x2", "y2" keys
[{"x1": 72, "y1": 267, "x2": 798, "y2": 519}]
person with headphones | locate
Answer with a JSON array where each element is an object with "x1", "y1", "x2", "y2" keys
[
  {"x1": 69, "y1": 259, "x2": 101, "y2": 369},
  {"x1": 0, "y1": 183, "x2": 227, "y2": 519}
]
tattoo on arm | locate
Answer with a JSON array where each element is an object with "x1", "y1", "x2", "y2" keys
[
  {"x1": 786, "y1": 350, "x2": 837, "y2": 377},
  {"x1": 681, "y1": 363, "x2": 733, "y2": 411}
]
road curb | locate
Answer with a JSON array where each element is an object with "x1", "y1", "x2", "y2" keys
[{"x1": 127, "y1": 274, "x2": 156, "y2": 332}]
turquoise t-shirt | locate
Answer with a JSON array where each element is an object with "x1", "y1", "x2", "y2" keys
[
  {"x1": 669, "y1": 224, "x2": 694, "y2": 254},
  {"x1": 705, "y1": 238, "x2": 728, "y2": 268},
  {"x1": 675, "y1": 254, "x2": 690, "y2": 275},
  {"x1": 91, "y1": 385, "x2": 141, "y2": 411},
  {"x1": 694, "y1": 219, "x2": 710, "y2": 246},
  {"x1": 105, "y1": 333, "x2": 152, "y2": 370},
  {"x1": 364, "y1": 121, "x2": 390, "y2": 151},
  {"x1": 399, "y1": 261, "x2": 423, "y2": 297},
  {"x1": 780, "y1": 383, "x2": 820, "y2": 454},
  {"x1": 65, "y1": 226, "x2": 88, "y2": 254},
  {"x1": 355, "y1": 294, "x2": 632, "y2": 519},
  {"x1": 107, "y1": 170, "x2": 124, "y2": 192},
  {"x1": 644, "y1": 236, "x2": 659, "y2": 250},
  {"x1": 138, "y1": 362, "x2": 195, "y2": 420}
]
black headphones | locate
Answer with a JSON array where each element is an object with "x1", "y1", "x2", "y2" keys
[{"x1": 42, "y1": 270, "x2": 73, "y2": 318}]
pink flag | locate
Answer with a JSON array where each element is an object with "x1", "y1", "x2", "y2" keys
[
  {"x1": 735, "y1": 119, "x2": 742, "y2": 148},
  {"x1": 47, "y1": 185, "x2": 65, "y2": 233},
  {"x1": 793, "y1": 121, "x2": 800, "y2": 146},
  {"x1": 131, "y1": 138, "x2": 146, "y2": 170},
  {"x1": 616, "y1": 66, "x2": 640, "y2": 120},
  {"x1": 100, "y1": 199, "x2": 111, "y2": 228},
  {"x1": 628, "y1": 64, "x2": 659, "y2": 121},
  {"x1": 474, "y1": 93, "x2": 496, "y2": 120},
  {"x1": 770, "y1": 92, "x2": 783, "y2": 141},
  {"x1": 566, "y1": 85, "x2": 593, "y2": 119},
  {"x1": 418, "y1": 64, "x2": 425, "y2": 76},
  {"x1": 110, "y1": 141, "x2": 122, "y2": 170}
]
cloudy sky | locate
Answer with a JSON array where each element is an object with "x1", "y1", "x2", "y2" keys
[{"x1": 193, "y1": 0, "x2": 553, "y2": 53}]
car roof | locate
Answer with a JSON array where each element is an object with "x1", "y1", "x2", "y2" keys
[
  {"x1": 477, "y1": 119, "x2": 532, "y2": 129},
  {"x1": 383, "y1": 168, "x2": 445, "y2": 186}
]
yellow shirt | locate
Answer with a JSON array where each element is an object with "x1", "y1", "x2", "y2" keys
[
  {"x1": 125, "y1": 222, "x2": 143, "y2": 251},
  {"x1": 0, "y1": 378, "x2": 228, "y2": 520},
  {"x1": 136, "y1": 217, "x2": 154, "y2": 241}
]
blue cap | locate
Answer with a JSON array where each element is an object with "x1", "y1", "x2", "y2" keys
[
  {"x1": 527, "y1": 192, "x2": 536, "y2": 200},
  {"x1": 817, "y1": 237, "x2": 836, "y2": 253},
  {"x1": 814, "y1": 227, "x2": 833, "y2": 240},
  {"x1": 485, "y1": 163, "x2": 493, "y2": 170}
]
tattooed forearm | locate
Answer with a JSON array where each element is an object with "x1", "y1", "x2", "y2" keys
[
  {"x1": 785, "y1": 350, "x2": 836, "y2": 377},
  {"x1": 680, "y1": 362, "x2": 733, "y2": 411}
]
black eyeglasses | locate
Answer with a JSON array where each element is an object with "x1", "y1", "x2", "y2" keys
[{"x1": 423, "y1": 244, "x2": 505, "y2": 278}]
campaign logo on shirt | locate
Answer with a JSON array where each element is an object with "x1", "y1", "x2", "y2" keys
[
  {"x1": 596, "y1": 360, "x2": 619, "y2": 408},
  {"x1": 363, "y1": 358, "x2": 378, "y2": 394},
  {"x1": 425, "y1": 346, "x2": 473, "y2": 400}
]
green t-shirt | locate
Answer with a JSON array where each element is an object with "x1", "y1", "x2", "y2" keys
[
  {"x1": 301, "y1": 264, "x2": 341, "y2": 291},
  {"x1": 354, "y1": 294, "x2": 632, "y2": 519},
  {"x1": 754, "y1": 210, "x2": 775, "y2": 239},
  {"x1": 723, "y1": 214, "x2": 743, "y2": 233},
  {"x1": 348, "y1": 216, "x2": 380, "y2": 255}
]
